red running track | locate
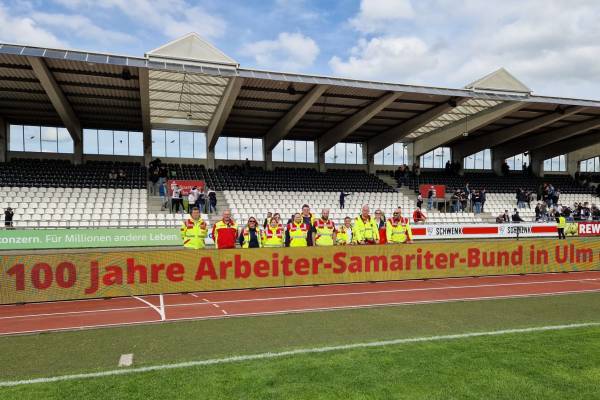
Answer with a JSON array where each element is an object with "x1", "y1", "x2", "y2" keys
[{"x1": 2, "y1": 271, "x2": 600, "y2": 336}]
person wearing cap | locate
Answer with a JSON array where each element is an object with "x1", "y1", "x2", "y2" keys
[
  {"x1": 239, "y1": 216, "x2": 262, "y2": 248},
  {"x1": 180, "y1": 207, "x2": 208, "y2": 249},
  {"x1": 386, "y1": 207, "x2": 413, "y2": 244}
]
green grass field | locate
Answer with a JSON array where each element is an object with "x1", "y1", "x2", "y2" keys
[{"x1": 2, "y1": 292, "x2": 600, "y2": 399}]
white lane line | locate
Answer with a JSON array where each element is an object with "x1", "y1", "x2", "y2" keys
[
  {"x1": 212, "y1": 304, "x2": 220, "y2": 308},
  {"x1": 176, "y1": 270, "x2": 600, "y2": 297},
  {"x1": 2, "y1": 321, "x2": 600, "y2": 387},
  {"x1": 133, "y1": 296, "x2": 165, "y2": 321},
  {"x1": 2, "y1": 278, "x2": 599, "y2": 321},
  {"x1": 2, "y1": 288, "x2": 600, "y2": 337},
  {"x1": 118, "y1": 354, "x2": 133, "y2": 367},
  {"x1": 221, "y1": 310, "x2": 228, "y2": 315},
  {"x1": 190, "y1": 294, "x2": 199, "y2": 298}
]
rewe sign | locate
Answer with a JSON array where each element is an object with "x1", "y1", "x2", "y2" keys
[{"x1": 578, "y1": 222, "x2": 600, "y2": 237}]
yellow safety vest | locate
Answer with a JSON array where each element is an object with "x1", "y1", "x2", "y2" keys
[
  {"x1": 262, "y1": 225, "x2": 284, "y2": 247},
  {"x1": 314, "y1": 218, "x2": 336, "y2": 246},
  {"x1": 557, "y1": 216, "x2": 566, "y2": 229},
  {"x1": 241, "y1": 227, "x2": 262, "y2": 248},
  {"x1": 336, "y1": 226, "x2": 352, "y2": 245},
  {"x1": 386, "y1": 217, "x2": 413, "y2": 244},
  {"x1": 287, "y1": 222, "x2": 309, "y2": 247},
  {"x1": 353, "y1": 215, "x2": 379, "y2": 243},
  {"x1": 181, "y1": 218, "x2": 208, "y2": 249}
]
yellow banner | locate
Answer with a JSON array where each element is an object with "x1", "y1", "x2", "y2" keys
[{"x1": 1, "y1": 239, "x2": 598, "y2": 304}]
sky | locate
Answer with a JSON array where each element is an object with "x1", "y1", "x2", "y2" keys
[{"x1": 1, "y1": 0, "x2": 600, "y2": 100}]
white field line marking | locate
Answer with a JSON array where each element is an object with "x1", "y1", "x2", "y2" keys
[
  {"x1": 133, "y1": 296, "x2": 165, "y2": 321},
  {"x1": 221, "y1": 310, "x2": 228, "y2": 315},
  {"x1": 212, "y1": 304, "x2": 220, "y2": 308},
  {"x1": 2, "y1": 288, "x2": 600, "y2": 337},
  {"x1": 159, "y1": 294, "x2": 166, "y2": 321},
  {"x1": 190, "y1": 294, "x2": 199, "y2": 298},
  {"x1": 1, "y1": 322, "x2": 600, "y2": 387},
  {"x1": 2, "y1": 277, "x2": 599, "y2": 321},
  {"x1": 118, "y1": 354, "x2": 133, "y2": 367}
]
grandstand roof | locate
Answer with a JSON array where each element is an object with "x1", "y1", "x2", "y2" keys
[{"x1": 1, "y1": 34, "x2": 600, "y2": 158}]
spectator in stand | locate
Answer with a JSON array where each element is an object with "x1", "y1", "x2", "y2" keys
[
  {"x1": 159, "y1": 181, "x2": 169, "y2": 211},
  {"x1": 501, "y1": 161, "x2": 510, "y2": 176},
  {"x1": 339, "y1": 191, "x2": 351, "y2": 209},
  {"x1": 149, "y1": 168, "x2": 159, "y2": 195},
  {"x1": 473, "y1": 190, "x2": 482, "y2": 214},
  {"x1": 451, "y1": 189, "x2": 461, "y2": 213},
  {"x1": 263, "y1": 212, "x2": 273, "y2": 229},
  {"x1": 212, "y1": 210, "x2": 238, "y2": 249},
  {"x1": 336, "y1": 217, "x2": 354, "y2": 245},
  {"x1": 171, "y1": 185, "x2": 184, "y2": 214},
  {"x1": 516, "y1": 188, "x2": 524, "y2": 209},
  {"x1": 238, "y1": 217, "x2": 262, "y2": 248},
  {"x1": 427, "y1": 186, "x2": 436, "y2": 210},
  {"x1": 581, "y1": 202, "x2": 591, "y2": 220},
  {"x1": 187, "y1": 188, "x2": 198, "y2": 214},
  {"x1": 535, "y1": 203, "x2": 542, "y2": 222},
  {"x1": 481, "y1": 189, "x2": 487, "y2": 213},
  {"x1": 445, "y1": 160, "x2": 451, "y2": 173},
  {"x1": 353, "y1": 205, "x2": 379, "y2": 245},
  {"x1": 413, "y1": 207, "x2": 427, "y2": 224},
  {"x1": 552, "y1": 189, "x2": 560, "y2": 206},
  {"x1": 159, "y1": 165, "x2": 168, "y2": 186},
  {"x1": 591, "y1": 204, "x2": 600, "y2": 220},
  {"x1": 196, "y1": 190, "x2": 206, "y2": 214},
  {"x1": 286, "y1": 212, "x2": 310, "y2": 247},
  {"x1": 301, "y1": 204, "x2": 316, "y2": 246},
  {"x1": 180, "y1": 207, "x2": 208, "y2": 249},
  {"x1": 374, "y1": 209, "x2": 387, "y2": 244},
  {"x1": 512, "y1": 208, "x2": 524, "y2": 223},
  {"x1": 386, "y1": 207, "x2": 413, "y2": 244},
  {"x1": 108, "y1": 169, "x2": 117, "y2": 181},
  {"x1": 4, "y1": 207, "x2": 14, "y2": 229},
  {"x1": 416, "y1": 193, "x2": 423, "y2": 210},
  {"x1": 207, "y1": 188, "x2": 217, "y2": 214},
  {"x1": 118, "y1": 168, "x2": 126, "y2": 180}
]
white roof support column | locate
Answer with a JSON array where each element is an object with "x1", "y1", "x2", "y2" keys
[
  {"x1": 413, "y1": 101, "x2": 526, "y2": 157},
  {"x1": 138, "y1": 68, "x2": 152, "y2": 165},
  {"x1": 458, "y1": 105, "x2": 586, "y2": 157},
  {"x1": 264, "y1": 84, "x2": 329, "y2": 152},
  {"x1": 318, "y1": 92, "x2": 402, "y2": 155},
  {"x1": 367, "y1": 97, "x2": 468, "y2": 157},
  {"x1": 27, "y1": 57, "x2": 82, "y2": 145},
  {"x1": 207, "y1": 77, "x2": 243, "y2": 151}
]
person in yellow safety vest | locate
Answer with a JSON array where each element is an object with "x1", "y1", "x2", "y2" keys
[
  {"x1": 314, "y1": 208, "x2": 337, "y2": 246},
  {"x1": 386, "y1": 207, "x2": 413, "y2": 244},
  {"x1": 286, "y1": 212, "x2": 310, "y2": 247},
  {"x1": 556, "y1": 213, "x2": 566, "y2": 240},
  {"x1": 180, "y1": 207, "x2": 208, "y2": 249},
  {"x1": 238, "y1": 217, "x2": 262, "y2": 248},
  {"x1": 262, "y1": 217, "x2": 284, "y2": 247},
  {"x1": 336, "y1": 216, "x2": 354, "y2": 245},
  {"x1": 353, "y1": 204, "x2": 379, "y2": 245}
]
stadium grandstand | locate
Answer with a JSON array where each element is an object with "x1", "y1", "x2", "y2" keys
[{"x1": 0, "y1": 32, "x2": 599, "y2": 230}]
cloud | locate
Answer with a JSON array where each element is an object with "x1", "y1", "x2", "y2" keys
[
  {"x1": 0, "y1": 3, "x2": 66, "y2": 47},
  {"x1": 31, "y1": 12, "x2": 135, "y2": 45},
  {"x1": 330, "y1": 0, "x2": 600, "y2": 98},
  {"x1": 241, "y1": 32, "x2": 320, "y2": 72},
  {"x1": 350, "y1": 0, "x2": 414, "y2": 33},
  {"x1": 52, "y1": 0, "x2": 226, "y2": 40},
  {"x1": 330, "y1": 36, "x2": 435, "y2": 83}
]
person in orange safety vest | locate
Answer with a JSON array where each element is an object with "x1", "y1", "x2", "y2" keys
[
  {"x1": 314, "y1": 208, "x2": 336, "y2": 246},
  {"x1": 386, "y1": 207, "x2": 413, "y2": 244},
  {"x1": 286, "y1": 212, "x2": 310, "y2": 247}
]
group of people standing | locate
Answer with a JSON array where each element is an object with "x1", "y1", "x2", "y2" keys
[{"x1": 181, "y1": 204, "x2": 413, "y2": 250}]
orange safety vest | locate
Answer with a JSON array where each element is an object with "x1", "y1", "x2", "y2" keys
[{"x1": 386, "y1": 217, "x2": 412, "y2": 244}]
